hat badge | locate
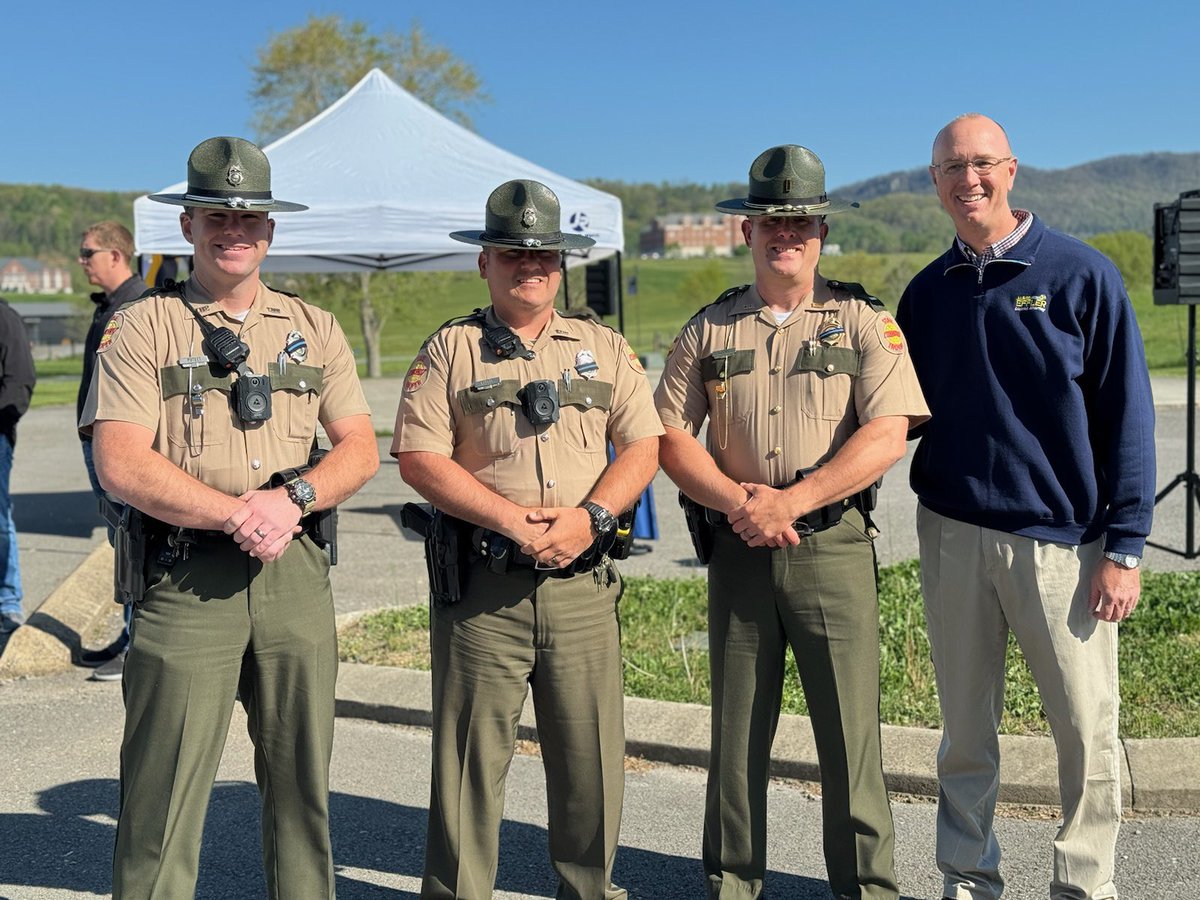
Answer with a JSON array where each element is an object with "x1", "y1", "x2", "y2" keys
[
  {"x1": 521, "y1": 208, "x2": 537, "y2": 228},
  {"x1": 226, "y1": 164, "x2": 245, "y2": 187}
]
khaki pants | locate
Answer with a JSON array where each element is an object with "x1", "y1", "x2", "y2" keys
[
  {"x1": 113, "y1": 535, "x2": 337, "y2": 900},
  {"x1": 422, "y1": 559, "x2": 627, "y2": 900},
  {"x1": 917, "y1": 506, "x2": 1120, "y2": 900},
  {"x1": 704, "y1": 510, "x2": 898, "y2": 900}
]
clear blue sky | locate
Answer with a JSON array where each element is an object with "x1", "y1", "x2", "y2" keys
[{"x1": 5, "y1": 0, "x2": 1199, "y2": 194}]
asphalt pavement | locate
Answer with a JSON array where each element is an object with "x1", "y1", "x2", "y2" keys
[{"x1": 1, "y1": 373, "x2": 1198, "y2": 898}]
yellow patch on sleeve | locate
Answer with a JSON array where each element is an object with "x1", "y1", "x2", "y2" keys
[
  {"x1": 403, "y1": 352, "x2": 432, "y2": 393},
  {"x1": 623, "y1": 341, "x2": 645, "y2": 373},
  {"x1": 876, "y1": 314, "x2": 905, "y2": 355},
  {"x1": 96, "y1": 312, "x2": 124, "y2": 353}
]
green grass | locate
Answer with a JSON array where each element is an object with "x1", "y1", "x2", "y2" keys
[{"x1": 338, "y1": 564, "x2": 1200, "y2": 739}]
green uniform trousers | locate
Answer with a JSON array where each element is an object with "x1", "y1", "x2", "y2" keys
[
  {"x1": 112, "y1": 535, "x2": 337, "y2": 900},
  {"x1": 422, "y1": 558, "x2": 627, "y2": 900},
  {"x1": 703, "y1": 509, "x2": 899, "y2": 900}
]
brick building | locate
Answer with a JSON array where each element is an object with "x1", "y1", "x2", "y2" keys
[
  {"x1": 0, "y1": 258, "x2": 73, "y2": 294},
  {"x1": 639, "y1": 213, "x2": 747, "y2": 258}
]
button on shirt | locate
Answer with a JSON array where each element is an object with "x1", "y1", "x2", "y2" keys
[{"x1": 654, "y1": 278, "x2": 929, "y2": 487}]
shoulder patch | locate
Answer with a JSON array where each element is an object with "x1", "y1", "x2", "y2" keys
[
  {"x1": 827, "y1": 279, "x2": 886, "y2": 311},
  {"x1": 97, "y1": 311, "x2": 125, "y2": 353},
  {"x1": 403, "y1": 352, "x2": 432, "y2": 393},
  {"x1": 622, "y1": 340, "x2": 645, "y2": 374},
  {"x1": 876, "y1": 313, "x2": 905, "y2": 355}
]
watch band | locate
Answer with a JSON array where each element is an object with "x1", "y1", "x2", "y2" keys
[{"x1": 1103, "y1": 550, "x2": 1140, "y2": 569}]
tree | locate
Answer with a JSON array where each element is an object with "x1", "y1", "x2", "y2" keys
[
  {"x1": 250, "y1": 15, "x2": 486, "y2": 142},
  {"x1": 249, "y1": 16, "x2": 487, "y2": 377}
]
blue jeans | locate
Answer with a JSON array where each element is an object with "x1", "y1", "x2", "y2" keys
[{"x1": 0, "y1": 434, "x2": 23, "y2": 615}]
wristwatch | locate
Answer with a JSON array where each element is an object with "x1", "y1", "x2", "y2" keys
[
  {"x1": 1103, "y1": 551, "x2": 1140, "y2": 570},
  {"x1": 285, "y1": 478, "x2": 317, "y2": 517},
  {"x1": 582, "y1": 501, "x2": 617, "y2": 537}
]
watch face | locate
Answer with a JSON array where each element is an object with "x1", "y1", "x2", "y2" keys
[
  {"x1": 585, "y1": 502, "x2": 616, "y2": 534},
  {"x1": 289, "y1": 479, "x2": 316, "y2": 508}
]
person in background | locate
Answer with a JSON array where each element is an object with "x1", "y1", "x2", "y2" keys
[
  {"x1": 0, "y1": 295, "x2": 36, "y2": 635},
  {"x1": 75, "y1": 221, "x2": 147, "y2": 680}
]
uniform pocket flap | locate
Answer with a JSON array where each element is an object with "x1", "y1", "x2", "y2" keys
[
  {"x1": 793, "y1": 346, "x2": 860, "y2": 377},
  {"x1": 269, "y1": 363, "x2": 324, "y2": 394},
  {"x1": 457, "y1": 379, "x2": 522, "y2": 416},
  {"x1": 160, "y1": 365, "x2": 230, "y2": 399},
  {"x1": 701, "y1": 349, "x2": 755, "y2": 382},
  {"x1": 559, "y1": 379, "x2": 613, "y2": 411}
]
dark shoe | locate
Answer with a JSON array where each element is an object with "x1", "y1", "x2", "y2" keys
[
  {"x1": 80, "y1": 636, "x2": 129, "y2": 667},
  {"x1": 89, "y1": 650, "x2": 126, "y2": 682},
  {"x1": 0, "y1": 611, "x2": 25, "y2": 634},
  {"x1": 628, "y1": 542, "x2": 653, "y2": 555}
]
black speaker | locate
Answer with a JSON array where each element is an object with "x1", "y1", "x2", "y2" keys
[
  {"x1": 1154, "y1": 189, "x2": 1200, "y2": 306},
  {"x1": 585, "y1": 257, "x2": 620, "y2": 317}
]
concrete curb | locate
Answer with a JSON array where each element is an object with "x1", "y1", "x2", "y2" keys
[
  {"x1": 5, "y1": 559, "x2": 1199, "y2": 812},
  {"x1": 333, "y1": 661, "x2": 1200, "y2": 813},
  {"x1": 0, "y1": 543, "x2": 114, "y2": 680}
]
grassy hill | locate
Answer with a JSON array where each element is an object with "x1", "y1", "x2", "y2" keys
[{"x1": 5, "y1": 150, "x2": 1199, "y2": 264}]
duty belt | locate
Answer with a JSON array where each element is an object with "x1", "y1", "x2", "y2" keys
[
  {"x1": 471, "y1": 528, "x2": 608, "y2": 578},
  {"x1": 704, "y1": 496, "x2": 854, "y2": 538}
]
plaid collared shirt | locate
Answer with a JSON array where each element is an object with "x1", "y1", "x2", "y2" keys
[{"x1": 956, "y1": 209, "x2": 1032, "y2": 266}]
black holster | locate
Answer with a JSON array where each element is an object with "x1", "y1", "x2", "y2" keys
[
  {"x1": 401, "y1": 503, "x2": 467, "y2": 606},
  {"x1": 679, "y1": 492, "x2": 715, "y2": 564}
]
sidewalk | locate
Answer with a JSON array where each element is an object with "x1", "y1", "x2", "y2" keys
[{"x1": 2, "y1": 374, "x2": 1198, "y2": 812}]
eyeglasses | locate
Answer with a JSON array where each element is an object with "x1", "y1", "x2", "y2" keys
[
  {"x1": 930, "y1": 156, "x2": 1014, "y2": 177},
  {"x1": 78, "y1": 247, "x2": 112, "y2": 260}
]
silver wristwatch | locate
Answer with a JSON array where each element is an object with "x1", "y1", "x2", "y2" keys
[
  {"x1": 1103, "y1": 551, "x2": 1140, "y2": 570},
  {"x1": 285, "y1": 478, "x2": 317, "y2": 517},
  {"x1": 582, "y1": 501, "x2": 617, "y2": 537}
]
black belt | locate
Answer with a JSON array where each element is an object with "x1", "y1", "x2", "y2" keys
[
  {"x1": 471, "y1": 529, "x2": 604, "y2": 578},
  {"x1": 704, "y1": 497, "x2": 853, "y2": 537}
]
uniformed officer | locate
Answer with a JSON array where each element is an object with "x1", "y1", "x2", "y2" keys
[
  {"x1": 392, "y1": 179, "x2": 662, "y2": 899},
  {"x1": 654, "y1": 145, "x2": 929, "y2": 900},
  {"x1": 81, "y1": 136, "x2": 379, "y2": 899}
]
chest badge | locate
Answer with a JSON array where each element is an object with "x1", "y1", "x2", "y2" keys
[
  {"x1": 284, "y1": 331, "x2": 308, "y2": 363},
  {"x1": 574, "y1": 349, "x2": 599, "y2": 380},
  {"x1": 816, "y1": 318, "x2": 845, "y2": 347}
]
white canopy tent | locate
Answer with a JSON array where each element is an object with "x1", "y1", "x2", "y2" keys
[{"x1": 133, "y1": 68, "x2": 623, "y2": 272}]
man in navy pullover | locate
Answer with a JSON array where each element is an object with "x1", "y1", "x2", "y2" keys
[{"x1": 896, "y1": 114, "x2": 1155, "y2": 900}]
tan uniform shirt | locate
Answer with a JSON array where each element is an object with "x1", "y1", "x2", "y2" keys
[
  {"x1": 81, "y1": 279, "x2": 369, "y2": 496},
  {"x1": 655, "y1": 278, "x2": 929, "y2": 486},
  {"x1": 391, "y1": 307, "x2": 663, "y2": 509}
]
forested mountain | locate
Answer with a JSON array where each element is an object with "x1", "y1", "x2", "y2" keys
[
  {"x1": 838, "y1": 151, "x2": 1200, "y2": 243},
  {"x1": 3, "y1": 152, "x2": 1199, "y2": 266},
  {"x1": 0, "y1": 184, "x2": 138, "y2": 261},
  {"x1": 590, "y1": 151, "x2": 1200, "y2": 255}
]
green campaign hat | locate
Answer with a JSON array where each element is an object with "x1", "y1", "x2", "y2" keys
[
  {"x1": 149, "y1": 136, "x2": 308, "y2": 212},
  {"x1": 450, "y1": 179, "x2": 595, "y2": 250},
  {"x1": 716, "y1": 144, "x2": 858, "y2": 216}
]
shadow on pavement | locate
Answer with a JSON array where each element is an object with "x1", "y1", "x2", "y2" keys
[
  {"x1": 0, "y1": 778, "x2": 836, "y2": 898},
  {"x1": 12, "y1": 490, "x2": 100, "y2": 538}
]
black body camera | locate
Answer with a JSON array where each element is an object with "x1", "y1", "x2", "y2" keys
[
  {"x1": 521, "y1": 379, "x2": 560, "y2": 426},
  {"x1": 234, "y1": 372, "x2": 272, "y2": 422}
]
